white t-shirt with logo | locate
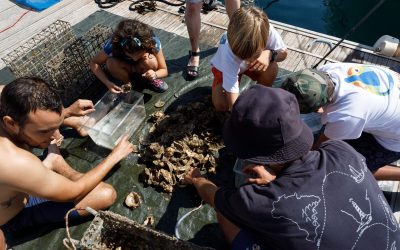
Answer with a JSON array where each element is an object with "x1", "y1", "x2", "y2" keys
[
  {"x1": 318, "y1": 62, "x2": 400, "y2": 152},
  {"x1": 210, "y1": 24, "x2": 286, "y2": 94}
]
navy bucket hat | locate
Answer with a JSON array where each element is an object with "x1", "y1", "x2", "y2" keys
[{"x1": 223, "y1": 85, "x2": 313, "y2": 165}]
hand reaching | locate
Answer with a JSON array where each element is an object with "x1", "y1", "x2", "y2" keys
[
  {"x1": 110, "y1": 134, "x2": 135, "y2": 163},
  {"x1": 108, "y1": 84, "x2": 123, "y2": 94},
  {"x1": 142, "y1": 69, "x2": 157, "y2": 80},
  {"x1": 66, "y1": 99, "x2": 95, "y2": 116},
  {"x1": 50, "y1": 129, "x2": 64, "y2": 147},
  {"x1": 243, "y1": 164, "x2": 277, "y2": 185},
  {"x1": 248, "y1": 50, "x2": 271, "y2": 72},
  {"x1": 184, "y1": 167, "x2": 203, "y2": 185}
]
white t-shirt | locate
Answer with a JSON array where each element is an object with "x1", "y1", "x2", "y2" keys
[
  {"x1": 318, "y1": 62, "x2": 400, "y2": 152},
  {"x1": 210, "y1": 24, "x2": 286, "y2": 93}
]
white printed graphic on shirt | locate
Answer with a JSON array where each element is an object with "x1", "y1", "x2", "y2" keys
[
  {"x1": 390, "y1": 241, "x2": 397, "y2": 250},
  {"x1": 271, "y1": 156, "x2": 399, "y2": 249},
  {"x1": 348, "y1": 164, "x2": 365, "y2": 183},
  {"x1": 340, "y1": 190, "x2": 372, "y2": 234},
  {"x1": 271, "y1": 193, "x2": 321, "y2": 242},
  {"x1": 378, "y1": 194, "x2": 398, "y2": 229}
]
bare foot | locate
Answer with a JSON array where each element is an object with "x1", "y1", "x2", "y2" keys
[{"x1": 188, "y1": 52, "x2": 200, "y2": 68}]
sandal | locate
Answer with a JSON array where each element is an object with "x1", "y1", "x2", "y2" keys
[{"x1": 186, "y1": 50, "x2": 200, "y2": 80}]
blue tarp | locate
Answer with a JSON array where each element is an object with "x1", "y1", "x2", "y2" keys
[{"x1": 15, "y1": 0, "x2": 60, "y2": 11}]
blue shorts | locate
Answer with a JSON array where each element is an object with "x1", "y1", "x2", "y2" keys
[
  {"x1": 345, "y1": 132, "x2": 400, "y2": 172},
  {"x1": 231, "y1": 230, "x2": 266, "y2": 250},
  {"x1": 0, "y1": 196, "x2": 80, "y2": 235}
]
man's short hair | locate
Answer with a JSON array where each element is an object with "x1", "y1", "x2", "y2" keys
[
  {"x1": 227, "y1": 6, "x2": 269, "y2": 60},
  {"x1": 0, "y1": 77, "x2": 63, "y2": 126}
]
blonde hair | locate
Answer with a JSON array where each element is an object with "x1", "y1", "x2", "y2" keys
[{"x1": 227, "y1": 7, "x2": 270, "y2": 60}]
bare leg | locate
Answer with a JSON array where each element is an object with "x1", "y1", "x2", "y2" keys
[
  {"x1": 63, "y1": 116, "x2": 88, "y2": 137},
  {"x1": 225, "y1": 0, "x2": 240, "y2": 19},
  {"x1": 42, "y1": 149, "x2": 117, "y2": 216},
  {"x1": 212, "y1": 84, "x2": 229, "y2": 112},
  {"x1": 106, "y1": 57, "x2": 133, "y2": 84},
  {"x1": 0, "y1": 228, "x2": 6, "y2": 250},
  {"x1": 373, "y1": 164, "x2": 400, "y2": 181},
  {"x1": 135, "y1": 53, "x2": 159, "y2": 75},
  {"x1": 253, "y1": 62, "x2": 279, "y2": 86},
  {"x1": 217, "y1": 212, "x2": 240, "y2": 244},
  {"x1": 185, "y1": 1, "x2": 202, "y2": 75}
]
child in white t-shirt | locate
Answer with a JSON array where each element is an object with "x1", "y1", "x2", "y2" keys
[
  {"x1": 210, "y1": 6, "x2": 287, "y2": 111},
  {"x1": 281, "y1": 63, "x2": 400, "y2": 181}
]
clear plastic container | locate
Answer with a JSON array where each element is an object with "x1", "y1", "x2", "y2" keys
[
  {"x1": 233, "y1": 159, "x2": 252, "y2": 187},
  {"x1": 300, "y1": 112, "x2": 323, "y2": 135},
  {"x1": 82, "y1": 91, "x2": 146, "y2": 149}
]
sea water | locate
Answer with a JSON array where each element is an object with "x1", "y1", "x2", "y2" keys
[{"x1": 87, "y1": 100, "x2": 145, "y2": 149}]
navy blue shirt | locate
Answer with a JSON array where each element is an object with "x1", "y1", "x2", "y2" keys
[{"x1": 215, "y1": 140, "x2": 400, "y2": 249}]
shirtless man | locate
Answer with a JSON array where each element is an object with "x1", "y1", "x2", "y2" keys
[{"x1": 0, "y1": 77, "x2": 134, "y2": 248}]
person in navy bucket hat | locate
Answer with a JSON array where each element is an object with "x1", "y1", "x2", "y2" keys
[
  {"x1": 223, "y1": 85, "x2": 313, "y2": 165},
  {"x1": 184, "y1": 84, "x2": 400, "y2": 249}
]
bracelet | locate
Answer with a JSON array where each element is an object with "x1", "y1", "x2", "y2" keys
[
  {"x1": 154, "y1": 71, "x2": 158, "y2": 79},
  {"x1": 270, "y1": 50, "x2": 278, "y2": 63}
]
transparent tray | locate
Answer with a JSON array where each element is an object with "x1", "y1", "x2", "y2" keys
[{"x1": 82, "y1": 91, "x2": 145, "y2": 149}]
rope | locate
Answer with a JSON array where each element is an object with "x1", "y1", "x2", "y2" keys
[
  {"x1": 312, "y1": 0, "x2": 387, "y2": 69},
  {"x1": 0, "y1": 10, "x2": 31, "y2": 34},
  {"x1": 95, "y1": 0, "x2": 123, "y2": 9},
  {"x1": 63, "y1": 207, "x2": 87, "y2": 250},
  {"x1": 175, "y1": 201, "x2": 204, "y2": 239},
  {"x1": 128, "y1": 0, "x2": 185, "y2": 14}
]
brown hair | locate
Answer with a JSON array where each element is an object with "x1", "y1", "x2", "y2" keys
[
  {"x1": 0, "y1": 77, "x2": 63, "y2": 126},
  {"x1": 227, "y1": 7, "x2": 270, "y2": 60},
  {"x1": 111, "y1": 19, "x2": 157, "y2": 59}
]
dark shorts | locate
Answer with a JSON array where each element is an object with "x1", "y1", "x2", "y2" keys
[
  {"x1": 0, "y1": 196, "x2": 80, "y2": 235},
  {"x1": 345, "y1": 132, "x2": 400, "y2": 172},
  {"x1": 231, "y1": 230, "x2": 266, "y2": 250}
]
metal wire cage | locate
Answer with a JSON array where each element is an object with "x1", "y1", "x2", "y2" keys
[
  {"x1": 2, "y1": 20, "x2": 75, "y2": 83},
  {"x1": 45, "y1": 25, "x2": 113, "y2": 104},
  {"x1": 64, "y1": 209, "x2": 213, "y2": 250},
  {"x1": 2, "y1": 20, "x2": 113, "y2": 105}
]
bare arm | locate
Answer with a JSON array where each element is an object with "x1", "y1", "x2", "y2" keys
[
  {"x1": 225, "y1": 91, "x2": 239, "y2": 111},
  {"x1": 90, "y1": 51, "x2": 120, "y2": 92},
  {"x1": 248, "y1": 48, "x2": 288, "y2": 72},
  {"x1": 154, "y1": 48, "x2": 168, "y2": 79},
  {"x1": 185, "y1": 168, "x2": 218, "y2": 207},
  {"x1": 275, "y1": 48, "x2": 288, "y2": 62},
  {"x1": 63, "y1": 99, "x2": 95, "y2": 118},
  {"x1": 313, "y1": 133, "x2": 330, "y2": 150},
  {"x1": 2, "y1": 135, "x2": 133, "y2": 202},
  {"x1": 0, "y1": 228, "x2": 5, "y2": 250}
]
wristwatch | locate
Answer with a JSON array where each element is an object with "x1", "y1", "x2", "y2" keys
[{"x1": 270, "y1": 50, "x2": 278, "y2": 63}]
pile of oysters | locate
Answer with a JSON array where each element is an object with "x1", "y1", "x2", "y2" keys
[{"x1": 139, "y1": 96, "x2": 228, "y2": 193}]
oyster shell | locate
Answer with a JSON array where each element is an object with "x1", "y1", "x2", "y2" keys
[
  {"x1": 154, "y1": 100, "x2": 165, "y2": 108},
  {"x1": 150, "y1": 111, "x2": 165, "y2": 122},
  {"x1": 124, "y1": 192, "x2": 141, "y2": 209},
  {"x1": 143, "y1": 215, "x2": 154, "y2": 226},
  {"x1": 140, "y1": 95, "x2": 228, "y2": 193},
  {"x1": 121, "y1": 83, "x2": 132, "y2": 93}
]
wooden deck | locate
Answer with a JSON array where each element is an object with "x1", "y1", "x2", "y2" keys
[
  {"x1": 1, "y1": 0, "x2": 400, "y2": 79},
  {"x1": 1, "y1": 0, "x2": 400, "y2": 222}
]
